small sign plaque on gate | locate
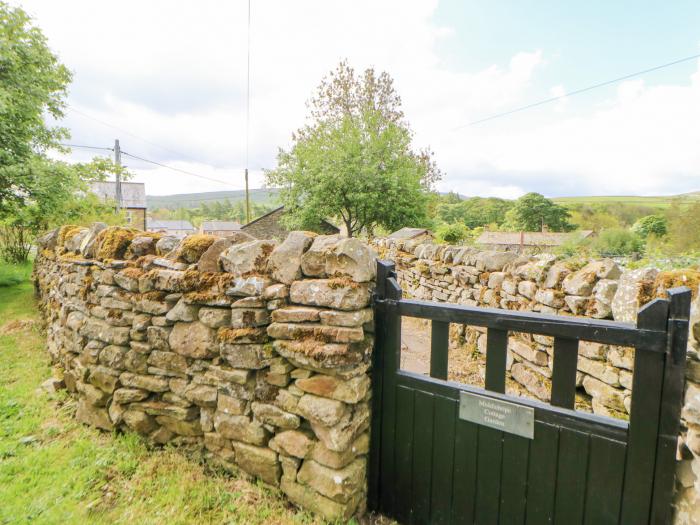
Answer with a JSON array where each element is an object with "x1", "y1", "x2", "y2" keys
[{"x1": 459, "y1": 391, "x2": 534, "y2": 439}]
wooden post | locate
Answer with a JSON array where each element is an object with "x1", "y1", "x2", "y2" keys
[{"x1": 650, "y1": 287, "x2": 691, "y2": 524}]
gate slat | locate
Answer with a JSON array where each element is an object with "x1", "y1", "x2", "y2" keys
[
  {"x1": 395, "y1": 385, "x2": 416, "y2": 524},
  {"x1": 525, "y1": 422, "x2": 560, "y2": 524},
  {"x1": 431, "y1": 320, "x2": 450, "y2": 380},
  {"x1": 620, "y1": 299, "x2": 669, "y2": 525},
  {"x1": 475, "y1": 427, "x2": 503, "y2": 525},
  {"x1": 584, "y1": 436, "x2": 626, "y2": 524},
  {"x1": 499, "y1": 433, "x2": 531, "y2": 525},
  {"x1": 412, "y1": 390, "x2": 435, "y2": 524},
  {"x1": 553, "y1": 428, "x2": 590, "y2": 525},
  {"x1": 451, "y1": 418, "x2": 479, "y2": 525},
  {"x1": 485, "y1": 328, "x2": 508, "y2": 393},
  {"x1": 550, "y1": 337, "x2": 579, "y2": 409},
  {"x1": 430, "y1": 396, "x2": 457, "y2": 525}
]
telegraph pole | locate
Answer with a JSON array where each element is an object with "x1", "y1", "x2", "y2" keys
[
  {"x1": 244, "y1": 0, "x2": 251, "y2": 224},
  {"x1": 114, "y1": 138, "x2": 122, "y2": 211}
]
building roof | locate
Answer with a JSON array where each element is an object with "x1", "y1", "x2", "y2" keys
[
  {"x1": 476, "y1": 230, "x2": 594, "y2": 247},
  {"x1": 147, "y1": 219, "x2": 195, "y2": 231},
  {"x1": 241, "y1": 206, "x2": 339, "y2": 233},
  {"x1": 90, "y1": 181, "x2": 146, "y2": 209},
  {"x1": 201, "y1": 220, "x2": 242, "y2": 231},
  {"x1": 388, "y1": 227, "x2": 433, "y2": 240}
]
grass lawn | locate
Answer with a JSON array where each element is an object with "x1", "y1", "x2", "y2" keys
[{"x1": 0, "y1": 276, "x2": 328, "y2": 524}]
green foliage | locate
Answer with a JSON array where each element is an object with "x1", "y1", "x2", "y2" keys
[
  {"x1": 436, "y1": 223, "x2": 469, "y2": 244},
  {"x1": 0, "y1": 2, "x2": 72, "y2": 209},
  {"x1": 664, "y1": 200, "x2": 700, "y2": 254},
  {"x1": 266, "y1": 61, "x2": 440, "y2": 237},
  {"x1": 554, "y1": 232, "x2": 594, "y2": 257},
  {"x1": 591, "y1": 228, "x2": 644, "y2": 256},
  {"x1": 632, "y1": 214, "x2": 668, "y2": 238},
  {"x1": 0, "y1": 259, "x2": 31, "y2": 286},
  {"x1": 150, "y1": 199, "x2": 275, "y2": 228},
  {"x1": 503, "y1": 192, "x2": 574, "y2": 232},
  {"x1": 0, "y1": 157, "x2": 122, "y2": 263},
  {"x1": 436, "y1": 196, "x2": 513, "y2": 229}
]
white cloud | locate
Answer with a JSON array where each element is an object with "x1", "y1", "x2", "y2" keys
[{"x1": 14, "y1": 0, "x2": 700, "y2": 198}]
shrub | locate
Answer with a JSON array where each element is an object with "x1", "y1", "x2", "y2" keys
[
  {"x1": 436, "y1": 223, "x2": 469, "y2": 244},
  {"x1": 591, "y1": 228, "x2": 644, "y2": 256}
]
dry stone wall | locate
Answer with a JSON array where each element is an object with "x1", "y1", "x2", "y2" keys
[
  {"x1": 34, "y1": 224, "x2": 377, "y2": 521},
  {"x1": 374, "y1": 237, "x2": 700, "y2": 524}
]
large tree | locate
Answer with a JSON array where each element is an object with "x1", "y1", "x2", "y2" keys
[
  {"x1": 503, "y1": 192, "x2": 574, "y2": 232},
  {"x1": 0, "y1": 3, "x2": 123, "y2": 262},
  {"x1": 265, "y1": 61, "x2": 441, "y2": 237},
  {"x1": 0, "y1": 2, "x2": 72, "y2": 211}
]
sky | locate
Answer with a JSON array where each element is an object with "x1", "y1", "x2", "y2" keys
[{"x1": 12, "y1": 0, "x2": 700, "y2": 198}]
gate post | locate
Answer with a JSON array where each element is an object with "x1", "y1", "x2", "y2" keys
[
  {"x1": 651, "y1": 287, "x2": 691, "y2": 524},
  {"x1": 368, "y1": 260, "x2": 396, "y2": 512}
]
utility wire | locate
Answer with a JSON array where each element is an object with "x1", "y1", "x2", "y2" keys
[
  {"x1": 59, "y1": 143, "x2": 113, "y2": 151},
  {"x1": 67, "y1": 105, "x2": 192, "y2": 159},
  {"x1": 453, "y1": 52, "x2": 700, "y2": 129},
  {"x1": 120, "y1": 150, "x2": 236, "y2": 187}
]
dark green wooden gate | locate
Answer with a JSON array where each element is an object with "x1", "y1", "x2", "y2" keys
[{"x1": 369, "y1": 260, "x2": 691, "y2": 525}]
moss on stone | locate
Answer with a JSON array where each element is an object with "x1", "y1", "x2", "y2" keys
[
  {"x1": 176, "y1": 234, "x2": 217, "y2": 263},
  {"x1": 94, "y1": 227, "x2": 138, "y2": 260},
  {"x1": 654, "y1": 270, "x2": 700, "y2": 299},
  {"x1": 56, "y1": 225, "x2": 82, "y2": 248}
]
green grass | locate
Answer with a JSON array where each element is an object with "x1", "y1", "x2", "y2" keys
[
  {"x1": 0, "y1": 277, "x2": 329, "y2": 525},
  {"x1": 0, "y1": 261, "x2": 33, "y2": 287},
  {"x1": 552, "y1": 192, "x2": 700, "y2": 210}
]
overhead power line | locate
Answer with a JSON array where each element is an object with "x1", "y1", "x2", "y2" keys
[
  {"x1": 120, "y1": 150, "x2": 236, "y2": 187},
  {"x1": 67, "y1": 105, "x2": 192, "y2": 159},
  {"x1": 453, "y1": 52, "x2": 700, "y2": 129},
  {"x1": 59, "y1": 143, "x2": 113, "y2": 151}
]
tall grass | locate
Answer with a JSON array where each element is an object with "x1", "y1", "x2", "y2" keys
[{"x1": 0, "y1": 260, "x2": 32, "y2": 287}]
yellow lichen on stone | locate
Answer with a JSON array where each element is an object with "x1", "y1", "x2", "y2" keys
[
  {"x1": 175, "y1": 234, "x2": 217, "y2": 263},
  {"x1": 94, "y1": 227, "x2": 138, "y2": 260},
  {"x1": 654, "y1": 270, "x2": 700, "y2": 299},
  {"x1": 57, "y1": 225, "x2": 82, "y2": 248}
]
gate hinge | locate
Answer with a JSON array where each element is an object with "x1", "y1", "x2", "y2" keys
[{"x1": 373, "y1": 297, "x2": 399, "y2": 309}]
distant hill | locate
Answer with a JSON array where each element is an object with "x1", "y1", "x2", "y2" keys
[
  {"x1": 147, "y1": 188, "x2": 280, "y2": 210},
  {"x1": 146, "y1": 187, "x2": 700, "y2": 211},
  {"x1": 552, "y1": 191, "x2": 700, "y2": 210}
]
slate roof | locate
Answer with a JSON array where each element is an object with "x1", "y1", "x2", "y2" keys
[
  {"x1": 147, "y1": 220, "x2": 195, "y2": 232},
  {"x1": 201, "y1": 220, "x2": 242, "y2": 231},
  {"x1": 90, "y1": 181, "x2": 146, "y2": 209},
  {"x1": 388, "y1": 227, "x2": 433, "y2": 240},
  {"x1": 476, "y1": 230, "x2": 595, "y2": 247}
]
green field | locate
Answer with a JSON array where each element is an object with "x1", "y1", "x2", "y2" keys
[{"x1": 552, "y1": 191, "x2": 700, "y2": 209}]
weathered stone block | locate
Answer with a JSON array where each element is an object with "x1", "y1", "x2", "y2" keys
[
  {"x1": 289, "y1": 279, "x2": 371, "y2": 311},
  {"x1": 214, "y1": 413, "x2": 268, "y2": 446},
  {"x1": 198, "y1": 307, "x2": 231, "y2": 328},
  {"x1": 251, "y1": 402, "x2": 301, "y2": 429},
  {"x1": 232, "y1": 441, "x2": 280, "y2": 486},
  {"x1": 268, "y1": 231, "x2": 316, "y2": 284},
  {"x1": 219, "y1": 239, "x2": 278, "y2": 276},
  {"x1": 269, "y1": 429, "x2": 314, "y2": 458},
  {"x1": 230, "y1": 308, "x2": 270, "y2": 328},
  {"x1": 297, "y1": 394, "x2": 348, "y2": 427},
  {"x1": 169, "y1": 321, "x2": 217, "y2": 358},
  {"x1": 267, "y1": 322, "x2": 363, "y2": 343},
  {"x1": 296, "y1": 374, "x2": 369, "y2": 404},
  {"x1": 297, "y1": 458, "x2": 366, "y2": 503}
]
